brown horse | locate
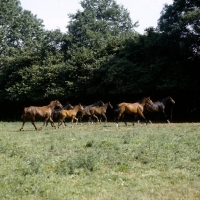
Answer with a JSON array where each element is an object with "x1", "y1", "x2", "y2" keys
[
  {"x1": 115, "y1": 97, "x2": 153, "y2": 127},
  {"x1": 20, "y1": 100, "x2": 63, "y2": 131},
  {"x1": 58, "y1": 104, "x2": 84, "y2": 128},
  {"x1": 77, "y1": 101, "x2": 105, "y2": 123},
  {"x1": 89, "y1": 102, "x2": 113, "y2": 123},
  {"x1": 46, "y1": 102, "x2": 74, "y2": 126}
]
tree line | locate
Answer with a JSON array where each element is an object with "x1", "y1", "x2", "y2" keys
[{"x1": 0, "y1": 0, "x2": 200, "y2": 121}]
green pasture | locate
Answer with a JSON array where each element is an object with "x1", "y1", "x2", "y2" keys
[{"x1": 0, "y1": 122, "x2": 200, "y2": 199}]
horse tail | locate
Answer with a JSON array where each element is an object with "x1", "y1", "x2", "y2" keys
[
  {"x1": 21, "y1": 107, "x2": 28, "y2": 120},
  {"x1": 114, "y1": 105, "x2": 120, "y2": 113},
  {"x1": 113, "y1": 105, "x2": 120, "y2": 121}
]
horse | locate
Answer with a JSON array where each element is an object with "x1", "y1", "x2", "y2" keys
[
  {"x1": 46, "y1": 102, "x2": 74, "y2": 126},
  {"x1": 144, "y1": 96, "x2": 175, "y2": 123},
  {"x1": 58, "y1": 104, "x2": 84, "y2": 128},
  {"x1": 115, "y1": 97, "x2": 153, "y2": 127},
  {"x1": 20, "y1": 100, "x2": 63, "y2": 131},
  {"x1": 89, "y1": 102, "x2": 113, "y2": 123},
  {"x1": 77, "y1": 101, "x2": 105, "y2": 123}
]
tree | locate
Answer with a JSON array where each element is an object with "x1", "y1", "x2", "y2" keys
[
  {"x1": 0, "y1": 0, "x2": 66, "y2": 101},
  {"x1": 62, "y1": 0, "x2": 138, "y2": 97},
  {"x1": 66, "y1": 0, "x2": 137, "y2": 48},
  {"x1": 157, "y1": 0, "x2": 200, "y2": 59}
]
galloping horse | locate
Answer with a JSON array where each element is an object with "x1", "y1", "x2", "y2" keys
[
  {"x1": 89, "y1": 102, "x2": 113, "y2": 123},
  {"x1": 46, "y1": 102, "x2": 74, "y2": 126},
  {"x1": 77, "y1": 101, "x2": 105, "y2": 123},
  {"x1": 115, "y1": 97, "x2": 153, "y2": 127},
  {"x1": 58, "y1": 104, "x2": 84, "y2": 127},
  {"x1": 144, "y1": 96, "x2": 175, "y2": 123},
  {"x1": 20, "y1": 100, "x2": 63, "y2": 131}
]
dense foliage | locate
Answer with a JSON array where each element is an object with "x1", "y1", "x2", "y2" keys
[{"x1": 0, "y1": 0, "x2": 199, "y2": 120}]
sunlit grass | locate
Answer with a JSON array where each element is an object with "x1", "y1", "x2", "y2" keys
[{"x1": 0, "y1": 122, "x2": 200, "y2": 199}]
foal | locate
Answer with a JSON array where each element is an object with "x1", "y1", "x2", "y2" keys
[
  {"x1": 58, "y1": 104, "x2": 84, "y2": 128},
  {"x1": 89, "y1": 102, "x2": 113, "y2": 123}
]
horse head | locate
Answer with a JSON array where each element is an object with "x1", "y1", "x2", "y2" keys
[
  {"x1": 78, "y1": 104, "x2": 84, "y2": 111},
  {"x1": 63, "y1": 103, "x2": 73, "y2": 110},
  {"x1": 108, "y1": 102, "x2": 113, "y2": 109},
  {"x1": 55, "y1": 100, "x2": 63, "y2": 108},
  {"x1": 98, "y1": 100, "x2": 105, "y2": 106},
  {"x1": 169, "y1": 97, "x2": 175, "y2": 105},
  {"x1": 145, "y1": 97, "x2": 153, "y2": 106}
]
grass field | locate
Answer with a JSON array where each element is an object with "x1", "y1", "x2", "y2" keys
[{"x1": 0, "y1": 121, "x2": 200, "y2": 199}]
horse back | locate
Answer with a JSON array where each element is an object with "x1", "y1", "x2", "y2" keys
[
  {"x1": 23, "y1": 106, "x2": 50, "y2": 118},
  {"x1": 59, "y1": 109, "x2": 77, "y2": 118},
  {"x1": 126, "y1": 103, "x2": 141, "y2": 114},
  {"x1": 145, "y1": 102, "x2": 164, "y2": 113},
  {"x1": 90, "y1": 106, "x2": 102, "y2": 115}
]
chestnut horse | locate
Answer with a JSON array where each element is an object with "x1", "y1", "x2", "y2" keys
[
  {"x1": 89, "y1": 102, "x2": 113, "y2": 123},
  {"x1": 20, "y1": 100, "x2": 63, "y2": 131},
  {"x1": 58, "y1": 104, "x2": 84, "y2": 128},
  {"x1": 115, "y1": 97, "x2": 153, "y2": 127},
  {"x1": 46, "y1": 102, "x2": 74, "y2": 126}
]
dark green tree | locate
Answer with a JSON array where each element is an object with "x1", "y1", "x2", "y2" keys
[
  {"x1": 158, "y1": 0, "x2": 200, "y2": 59},
  {"x1": 0, "y1": 0, "x2": 66, "y2": 101},
  {"x1": 66, "y1": 0, "x2": 137, "y2": 49},
  {"x1": 62, "y1": 0, "x2": 138, "y2": 97}
]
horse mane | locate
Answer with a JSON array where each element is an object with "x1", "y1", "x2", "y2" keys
[
  {"x1": 63, "y1": 102, "x2": 70, "y2": 107},
  {"x1": 159, "y1": 96, "x2": 170, "y2": 102},
  {"x1": 137, "y1": 97, "x2": 148, "y2": 104}
]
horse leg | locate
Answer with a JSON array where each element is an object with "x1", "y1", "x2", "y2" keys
[
  {"x1": 137, "y1": 109, "x2": 148, "y2": 125},
  {"x1": 92, "y1": 114, "x2": 99, "y2": 122},
  {"x1": 74, "y1": 117, "x2": 78, "y2": 125},
  {"x1": 101, "y1": 113, "x2": 107, "y2": 122},
  {"x1": 144, "y1": 111, "x2": 152, "y2": 124},
  {"x1": 39, "y1": 117, "x2": 49, "y2": 130},
  {"x1": 121, "y1": 113, "x2": 128, "y2": 126},
  {"x1": 31, "y1": 117, "x2": 38, "y2": 130},
  {"x1": 70, "y1": 117, "x2": 75, "y2": 127},
  {"x1": 19, "y1": 119, "x2": 26, "y2": 131},
  {"x1": 116, "y1": 112, "x2": 122, "y2": 127},
  {"x1": 58, "y1": 118, "x2": 64, "y2": 128},
  {"x1": 49, "y1": 117, "x2": 56, "y2": 128},
  {"x1": 162, "y1": 110, "x2": 170, "y2": 123},
  {"x1": 88, "y1": 116, "x2": 92, "y2": 124}
]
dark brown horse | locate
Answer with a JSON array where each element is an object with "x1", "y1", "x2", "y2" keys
[
  {"x1": 58, "y1": 104, "x2": 84, "y2": 128},
  {"x1": 89, "y1": 102, "x2": 113, "y2": 123},
  {"x1": 20, "y1": 100, "x2": 63, "y2": 131},
  {"x1": 115, "y1": 97, "x2": 153, "y2": 127},
  {"x1": 144, "y1": 96, "x2": 175, "y2": 123}
]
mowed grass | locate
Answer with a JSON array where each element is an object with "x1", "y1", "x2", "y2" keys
[{"x1": 0, "y1": 121, "x2": 200, "y2": 200}]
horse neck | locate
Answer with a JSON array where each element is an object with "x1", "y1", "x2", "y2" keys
[
  {"x1": 103, "y1": 103, "x2": 109, "y2": 110},
  {"x1": 160, "y1": 97, "x2": 170, "y2": 106},
  {"x1": 47, "y1": 101, "x2": 57, "y2": 110},
  {"x1": 140, "y1": 100, "x2": 147, "y2": 107},
  {"x1": 63, "y1": 105, "x2": 71, "y2": 109},
  {"x1": 73, "y1": 105, "x2": 81, "y2": 112}
]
